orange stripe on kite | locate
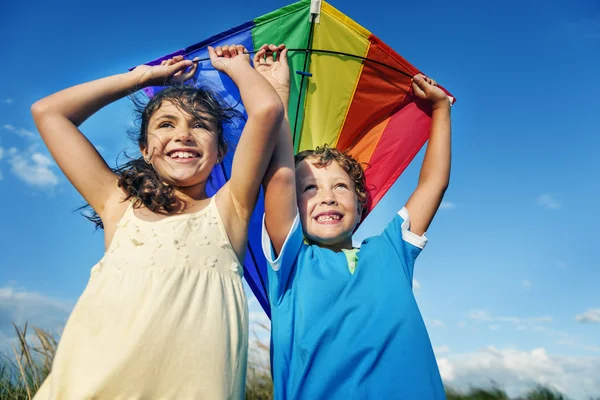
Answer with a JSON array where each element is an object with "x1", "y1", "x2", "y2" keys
[
  {"x1": 337, "y1": 35, "x2": 415, "y2": 156},
  {"x1": 347, "y1": 116, "x2": 390, "y2": 166}
]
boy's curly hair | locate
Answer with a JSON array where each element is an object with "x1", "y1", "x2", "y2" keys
[
  {"x1": 82, "y1": 85, "x2": 242, "y2": 229},
  {"x1": 294, "y1": 144, "x2": 368, "y2": 209}
]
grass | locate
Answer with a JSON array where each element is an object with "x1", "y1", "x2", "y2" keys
[{"x1": 0, "y1": 322, "x2": 597, "y2": 400}]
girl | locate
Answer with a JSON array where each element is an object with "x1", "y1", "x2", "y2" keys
[
  {"x1": 31, "y1": 45, "x2": 283, "y2": 399},
  {"x1": 257, "y1": 44, "x2": 451, "y2": 398}
]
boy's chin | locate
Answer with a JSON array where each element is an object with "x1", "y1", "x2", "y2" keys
[{"x1": 306, "y1": 231, "x2": 352, "y2": 248}]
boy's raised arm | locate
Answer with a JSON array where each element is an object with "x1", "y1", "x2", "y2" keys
[
  {"x1": 404, "y1": 74, "x2": 452, "y2": 236},
  {"x1": 255, "y1": 45, "x2": 298, "y2": 256}
]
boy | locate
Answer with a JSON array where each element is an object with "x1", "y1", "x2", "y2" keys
[{"x1": 256, "y1": 44, "x2": 451, "y2": 399}]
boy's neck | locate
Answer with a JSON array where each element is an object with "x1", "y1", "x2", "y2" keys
[{"x1": 312, "y1": 238, "x2": 355, "y2": 253}]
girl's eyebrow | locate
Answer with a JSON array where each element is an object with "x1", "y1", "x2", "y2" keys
[{"x1": 152, "y1": 114, "x2": 180, "y2": 122}]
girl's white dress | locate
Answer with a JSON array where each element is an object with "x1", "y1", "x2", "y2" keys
[{"x1": 34, "y1": 197, "x2": 248, "y2": 399}]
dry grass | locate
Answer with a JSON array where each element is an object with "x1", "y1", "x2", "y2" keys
[
  {"x1": 0, "y1": 323, "x2": 57, "y2": 400},
  {"x1": 0, "y1": 322, "x2": 597, "y2": 400}
]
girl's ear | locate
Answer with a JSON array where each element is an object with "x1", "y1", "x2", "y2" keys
[{"x1": 140, "y1": 146, "x2": 150, "y2": 163}]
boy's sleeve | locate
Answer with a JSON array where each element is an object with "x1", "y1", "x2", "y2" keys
[
  {"x1": 381, "y1": 207, "x2": 428, "y2": 285},
  {"x1": 261, "y1": 211, "x2": 304, "y2": 305}
]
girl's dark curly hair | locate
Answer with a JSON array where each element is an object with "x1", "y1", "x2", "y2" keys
[{"x1": 83, "y1": 85, "x2": 242, "y2": 229}]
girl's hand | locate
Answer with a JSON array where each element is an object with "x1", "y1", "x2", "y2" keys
[
  {"x1": 253, "y1": 44, "x2": 290, "y2": 99},
  {"x1": 412, "y1": 74, "x2": 450, "y2": 109},
  {"x1": 133, "y1": 55, "x2": 199, "y2": 87},
  {"x1": 208, "y1": 45, "x2": 251, "y2": 74}
]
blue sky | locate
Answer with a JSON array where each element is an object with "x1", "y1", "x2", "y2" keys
[{"x1": 1, "y1": 0, "x2": 599, "y2": 397}]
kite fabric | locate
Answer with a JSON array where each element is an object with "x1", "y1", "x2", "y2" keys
[{"x1": 138, "y1": 0, "x2": 455, "y2": 317}]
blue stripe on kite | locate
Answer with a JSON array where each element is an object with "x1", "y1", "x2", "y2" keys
[
  {"x1": 185, "y1": 21, "x2": 255, "y2": 54},
  {"x1": 183, "y1": 27, "x2": 272, "y2": 317}
]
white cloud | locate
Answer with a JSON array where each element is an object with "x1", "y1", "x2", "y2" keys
[
  {"x1": 439, "y1": 346, "x2": 600, "y2": 399},
  {"x1": 2, "y1": 124, "x2": 36, "y2": 139},
  {"x1": 0, "y1": 146, "x2": 4, "y2": 161},
  {"x1": 430, "y1": 319, "x2": 446, "y2": 328},
  {"x1": 3, "y1": 98, "x2": 14, "y2": 104},
  {"x1": 434, "y1": 345, "x2": 450, "y2": 355},
  {"x1": 466, "y1": 309, "x2": 552, "y2": 325},
  {"x1": 7, "y1": 150, "x2": 59, "y2": 187},
  {"x1": 0, "y1": 285, "x2": 72, "y2": 353},
  {"x1": 439, "y1": 201, "x2": 456, "y2": 209},
  {"x1": 413, "y1": 279, "x2": 421, "y2": 290},
  {"x1": 537, "y1": 194, "x2": 562, "y2": 209},
  {"x1": 576, "y1": 308, "x2": 600, "y2": 324},
  {"x1": 521, "y1": 279, "x2": 532, "y2": 290}
]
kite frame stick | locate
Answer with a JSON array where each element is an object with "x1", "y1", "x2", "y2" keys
[{"x1": 192, "y1": 48, "x2": 414, "y2": 80}]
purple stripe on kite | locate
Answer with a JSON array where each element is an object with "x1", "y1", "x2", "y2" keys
[
  {"x1": 144, "y1": 49, "x2": 187, "y2": 67},
  {"x1": 185, "y1": 21, "x2": 255, "y2": 54}
]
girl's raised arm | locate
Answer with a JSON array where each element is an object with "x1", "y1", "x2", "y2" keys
[
  {"x1": 31, "y1": 57, "x2": 197, "y2": 219},
  {"x1": 210, "y1": 45, "x2": 284, "y2": 223}
]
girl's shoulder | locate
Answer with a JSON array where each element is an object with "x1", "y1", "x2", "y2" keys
[{"x1": 101, "y1": 188, "x2": 135, "y2": 249}]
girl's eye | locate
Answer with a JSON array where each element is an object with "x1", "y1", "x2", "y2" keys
[
  {"x1": 158, "y1": 121, "x2": 174, "y2": 128},
  {"x1": 304, "y1": 184, "x2": 317, "y2": 192},
  {"x1": 193, "y1": 123, "x2": 207, "y2": 130}
]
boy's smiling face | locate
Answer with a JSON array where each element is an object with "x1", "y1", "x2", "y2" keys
[{"x1": 295, "y1": 157, "x2": 362, "y2": 251}]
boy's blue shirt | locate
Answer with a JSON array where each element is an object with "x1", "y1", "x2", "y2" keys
[{"x1": 262, "y1": 208, "x2": 446, "y2": 400}]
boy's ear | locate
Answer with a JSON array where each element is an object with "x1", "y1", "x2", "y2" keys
[
  {"x1": 356, "y1": 202, "x2": 365, "y2": 223},
  {"x1": 217, "y1": 148, "x2": 226, "y2": 163}
]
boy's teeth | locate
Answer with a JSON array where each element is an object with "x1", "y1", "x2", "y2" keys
[{"x1": 317, "y1": 215, "x2": 340, "y2": 222}]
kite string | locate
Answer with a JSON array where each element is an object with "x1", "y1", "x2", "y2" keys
[
  {"x1": 191, "y1": 48, "x2": 414, "y2": 80},
  {"x1": 292, "y1": 15, "x2": 318, "y2": 144}
]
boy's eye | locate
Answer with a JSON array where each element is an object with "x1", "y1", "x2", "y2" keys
[
  {"x1": 158, "y1": 121, "x2": 174, "y2": 128},
  {"x1": 193, "y1": 122, "x2": 207, "y2": 129},
  {"x1": 335, "y1": 183, "x2": 349, "y2": 190},
  {"x1": 304, "y1": 184, "x2": 317, "y2": 192}
]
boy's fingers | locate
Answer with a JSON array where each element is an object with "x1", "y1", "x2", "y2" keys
[
  {"x1": 280, "y1": 47, "x2": 289, "y2": 65},
  {"x1": 253, "y1": 49, "x2": 264, "y2": 64},
  {"x1": 411, "y1": 81, "x2": 426, "y2": 97}
]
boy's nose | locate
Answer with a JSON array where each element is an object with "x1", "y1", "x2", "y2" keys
[{"x1": 319, "y1": 192, "x2": 337, "y2": 205}]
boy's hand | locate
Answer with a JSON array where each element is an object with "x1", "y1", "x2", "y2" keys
[
  {"x1": 412, "y1": 73, "x2": 450, "y2": 109},
  {"x1": 133, "y1": 55, "x2": 199, "y2": 87},
  {"x1": 253, "y1": 44, "x2": 290, "y2": 102},
  {"x1": 208, "y1": 45, "x2": 251, "y2": 74}
]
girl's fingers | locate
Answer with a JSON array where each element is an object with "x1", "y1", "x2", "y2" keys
[{"x1": 228, "y1": 44, "x2": 237, "y2": 56}]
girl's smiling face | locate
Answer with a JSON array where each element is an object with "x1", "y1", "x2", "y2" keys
[
  {"x1": 142, "y1": 100, "x2": 223, "y2": 189},
  {"x1": 295, "y1": 157, "x2": 363, "y2": 251}
]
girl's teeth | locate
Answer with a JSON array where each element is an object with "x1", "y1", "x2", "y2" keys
[{"x1": 171, "y1": 151, "x2": 195, "y2": 159}]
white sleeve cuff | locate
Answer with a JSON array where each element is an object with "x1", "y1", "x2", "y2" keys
[
  {"x1": 398, "y1": 207, "x2": 428, "y2": 249},
  {"x1": 261, "y1": 211, "x2": 301, "y2": 271}
]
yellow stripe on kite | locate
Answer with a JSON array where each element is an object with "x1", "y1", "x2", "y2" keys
[{"x1": 298, "y1": 2, "x2": 371, "y2": 151}]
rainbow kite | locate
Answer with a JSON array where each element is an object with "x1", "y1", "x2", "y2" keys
[{"x1": 140, "y1": 0, "x2": 455, "y2": 317}]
